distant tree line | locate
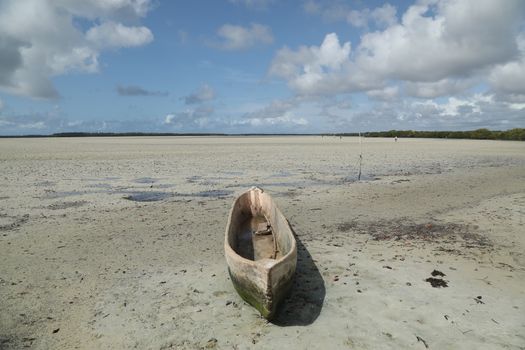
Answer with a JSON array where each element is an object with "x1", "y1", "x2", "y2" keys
[
  {"x1": 333, "y1": 128, "x2": 525, "y2": 141},
  {"x1": 1, "y1": 128, "x2": 523, "y2": 140},
  {"x1": 51, "y1": 132, "x2": 227, "y2": 137}
]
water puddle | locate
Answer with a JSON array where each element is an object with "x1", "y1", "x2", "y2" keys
[
  {"x1": 87, "y1": 183, "x2": 113, "y2": 189},
  {"x1": 47, "y1": 200, "x2": 88, "y2": 210},
  {"x1": 269, "y1": 171, "x2": 293, "y2": 178},
  {"x1": 342, "y1": 174, "x2": 380, "y2": 182},
  {"x1": 175, "y1": 189, "x2": 234, "y2": 198},
  {"x1": 154, "y1": 184, "x2": 176, "y2": 189},
  {"x1": 134, "y1": 177, "x2": 158, "y2": 184},
  {"x1": 42, "y1": 191, "x2": 93, "y2": 199},
  {"x1": 186, "y1": 175, "x2": 202, "y2": 183},
  {"x1": 123, "y1": 192, "x2": 173, "y2": 202},
  {"x1": 35, "y1": 180, "x2": 56, "y2": 187}
]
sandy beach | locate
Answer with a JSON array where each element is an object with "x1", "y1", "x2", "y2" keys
[{"x1": 1, "y1": 136, "x2": 524, "y2": 349}]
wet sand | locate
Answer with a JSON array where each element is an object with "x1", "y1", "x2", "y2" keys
[{"x1": 0, "y1": 136, "x2": 524, "y2": 349}]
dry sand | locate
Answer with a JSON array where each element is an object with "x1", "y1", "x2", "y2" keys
[{"x1": 0, "y1": 136, "x2": 524, "y2": 349}]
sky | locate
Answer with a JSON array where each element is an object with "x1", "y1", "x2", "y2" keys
[{"x1": 0, "y1": 0, "x2": 524, "y2": 135}]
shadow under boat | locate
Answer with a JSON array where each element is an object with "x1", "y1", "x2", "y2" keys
[{"x1": 272, "y1": 226, "x2": 325, "y2": 326}]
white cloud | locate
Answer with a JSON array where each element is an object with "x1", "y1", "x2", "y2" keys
[
  {"x1": 272, "y1": 0, "x2": 525, "y2": 101},
  {"x1": 269, "y1": 33, "x2": 350, "y2": 85},
  {"x1": 356, "y1": 0, "x2": 524, "y2": 82},
  {"x1": 404, "y1": 78, "x2": 475, "y2": 98},
  {"x1": 232, "y1": 97, "x2": 310, "y2": 129},
  {"x1": 86, "y1": 21, "x2": 153, "y2": 49},
  {"x1": 116, "y1": 85, "x2": 167, "y2": 96},
  {"x1": 336, "y1": 92, "x2": 524, "y2": 131},
  {"x1": 164, "y1": 114, "x2": 175, "y2": 124},
  {"x1": 0, "y1": 0, "x2": 154, "y2": 99},
  {"x1": 234, "y1": 113, "x2": 308, "y2": 127},
  {"x1": 183, "y1": 84, "x2": 215, "y2": 105},
  {"x1": 54, "y1": 0, "x2": 152, "y2": 20},
  {"x1": 0, "y1": 111, "x2": 63, "y2": 133},
  {"x1": 215, "y1": 23, "x2": 273, "y2": 50},
  {"x1": 163, "y1": 106, "x2": 215, "y2": 130},
  {"x1": 367, "y1": 86, "x2": 399, "y2": 101},
  {"x1": 270, "y1": 33, "x2": 384, "y2": 95},
  {"x1": 490, "y1": 61, "x2": 525, "y2": 95},
  {"x1": 0, "y1": 98, "x2": 3, "y2": 110},
  {"x1": 228, "y1": 0, "x2": 275, "y2": 10},
  {"x1": 489, "y1": 34, "x2": 525, "y2": 95},
  {"x1": 348, "y1": 4, "x2": 397, "y2": 28},
  {"x1": 242, "y1": 99, "x2": 299, "y2": 120},
  {"x1": 304, "y1": 1, "x2": 397, "y2": 27}
]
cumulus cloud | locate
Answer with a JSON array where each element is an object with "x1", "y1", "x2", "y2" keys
[
  {"x1": 116, "y1": 85, "x2": 168, "y2": 96},
  {"x1": 303, "y1": 0, "x2": 350, "y2": 22},
  {"x1": 0, "y1": 35, "x2": 28, "y2": 87},
  {"x1": 233, "y1": 113, "x2": 308, "y2": 128},
  {"x1": 0, "y1": 0, "x2": 154, "y2": 99},
  {"x1": 228, "y1": 0, "x2": 275, "y2": 10},
  {"x1": 356, "y1": 0, "x2": 524, "y2": 82},
  {"x1": 273, "y1": 0, "x2": 525, "y2": 101},
  {"x1": 215, "y1": 23, "x2": 273, "y2": 50},
  {"x1": 490, "y1": 61, "x2": 525, "y2": 95},
  {"x1": 347, "y1": 4, "x2": 397, "y2": 28},
  {"x1": 242, "y1": 99, "x2": 298, "y2": 120},
  {"x1": 0, "y1": 111, "x2": 65, "y2": 134},
  {"x1": 404, "y1": 79, "x2": 475, "y2": 99},
  {"x1": 270, "y1": 33, "x2": 383, "y2": 95},
  {"x1": 183, "y1": 84, "x2": 215, "y2": 105},
  {"x1": 304, "y1": 1, "x2": 397, "y2": 27},
  {"x1": 86, "y1": 21, "x2": 153, "y2": 49},
  {"x1": 328, "y1": 93, "x2": 524, "y2": 132},
  {"x1": 54, "y1": 0, "x2": 152, "y2": 20},
  {"x1": 489, "y1": 34, "x2": 525, "y2": 96},
  {"x1": 367, "y1": 86, "x2": 399, "y2": 101},
  {"x1": 163, "y1": 106, "x2": 215, "y2": 129},
  {"x1": 232, "y1": 97, "x2": 309, "y2": 129}
]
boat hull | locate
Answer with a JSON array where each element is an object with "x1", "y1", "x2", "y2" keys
[{"x1": 225, "y1": 187, "x2": 297, "y2": 319}]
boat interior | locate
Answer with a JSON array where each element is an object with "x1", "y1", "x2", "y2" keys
[
  {"x1": 236, "y1": 214, "x2": 283, "y2": 261},
  {"x1": 227, "y1": 189, "x2": 295, "y2": 262}
]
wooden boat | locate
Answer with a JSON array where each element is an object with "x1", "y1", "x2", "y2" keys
[{"x1": 224, "y1": 187, "x2": 297, "y2": 319}]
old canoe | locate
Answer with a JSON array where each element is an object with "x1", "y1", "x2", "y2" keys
[{"x1": 224, "y1": 187, "x2": 297, "y2": 319}]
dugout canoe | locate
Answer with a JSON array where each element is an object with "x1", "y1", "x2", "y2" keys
[{"x1": 224, "y1": 187, "x2": 297, "y2": 319}]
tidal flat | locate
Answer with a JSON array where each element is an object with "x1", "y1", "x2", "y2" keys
[{"x1": 1, "y1": 136, "x2": 524, "y2": 349}]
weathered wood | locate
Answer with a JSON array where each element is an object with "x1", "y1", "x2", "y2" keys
[{"x1": 224, "y1": 187, "x2": 297, "y2": 319}]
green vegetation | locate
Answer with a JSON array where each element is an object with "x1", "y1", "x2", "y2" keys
[
  {"x1": 1, "y1": 128, "x2": 523, "y2": 140},
  {"x1": 334, "y1": 128, "x2": 525, "y2": 141}
]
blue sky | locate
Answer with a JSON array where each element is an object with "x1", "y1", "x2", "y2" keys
[{"x1": 0, "y1": 0, "x2": 524, "y2": 135}]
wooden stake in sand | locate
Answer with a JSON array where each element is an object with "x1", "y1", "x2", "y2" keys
[{"x1": 358, "y1": 132, "x2": 363, "y2": 181}]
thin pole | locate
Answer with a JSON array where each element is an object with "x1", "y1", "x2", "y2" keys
[{"x1": 358, "y1": 132, "x2": 362, "y2": 181}]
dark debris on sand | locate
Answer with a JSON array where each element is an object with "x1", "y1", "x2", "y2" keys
[
  {"x1": 425, "y1": 277, "x2": 448, "y2": 288},
  {"x1": 336, "y1": 219, "x2": 491, "y2": 249},
  {"x1": 431, "y1": 269, "x2": 446, "y2": 277}
]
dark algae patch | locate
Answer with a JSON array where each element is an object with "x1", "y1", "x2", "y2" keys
[
  {"x1": 426, "y1": 269, "x2": 448, "y2": 288},
  {"x1": 426, "y1": 277, "x2": 448, "y2": 288},
  {"x1": 336, "y1": 219, "x2": 491, "y2": 251},
  {"x1": 431, "y1": 269, "x2": 446, "y2": 277}
]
